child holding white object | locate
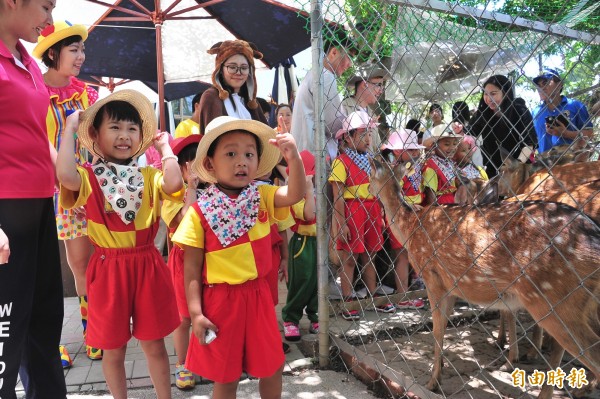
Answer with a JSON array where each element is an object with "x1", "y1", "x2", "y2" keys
[{"x1": 172, "y1": 116, "x2": 306, "y2": 399}]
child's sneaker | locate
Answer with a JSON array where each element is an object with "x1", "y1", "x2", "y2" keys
[
  {"x1": 59, "y1": 345, "x2": 72, "y2": 369},
  {"x1": 309, "y1": 322, "x2": 319, "y2": 334},
  {"x1": 283, "y1": 322, "x2": 301, "y2": 341},
  {"x1": 175, "y1": 363, "x2": 195, "y2": 390},
  {"x1": 86, "y1": 345, "x2": 103, "y2": 360},
  {"x1": 340, "y1": 309, "x2": 360, "y2": 320},
  {"x1": 366, "y1": 302, "x2": 396, "y2": 313},
  {"x1": 396, "y1": 298, "x2": 425, "y2": 310}
]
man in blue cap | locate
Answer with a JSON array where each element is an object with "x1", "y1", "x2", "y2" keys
[{"x1": 531, "y1": 68, "x2": 593, "y2": 153}]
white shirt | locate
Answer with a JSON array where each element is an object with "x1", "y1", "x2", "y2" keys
[
  {"x1": 224, "y1": 93, "x2": 252, "y2": 120},
  {"x1": 291, "y1": 66, "x2": 346, "y2": 160}
]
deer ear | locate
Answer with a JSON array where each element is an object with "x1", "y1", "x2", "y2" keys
[
  {"x1": 474, "y1": 177, "x2": 499, "y2": 205},
  {"x1": 392, "y1": 161, "x2": 407, "y2": 179},
  {"x1": 499, "y1": 147, "x2": 512, "y2": 163}
]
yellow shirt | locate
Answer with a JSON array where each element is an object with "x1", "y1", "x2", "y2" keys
[{"x1": 174, "y1": 119, "x2": 200, "y2": 138}]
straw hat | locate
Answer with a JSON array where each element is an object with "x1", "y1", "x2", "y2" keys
[
  {"x1": 77, "y1": 90, "x2": 157, "y2": 160},
  {"x1": 192, "y1": 116, "x2": 279, "y2": 184},
  {"x1": 33, "y1": 21, "x2": 88, "y2": 59},
  {"x1": 422, "y1": 125, "x2": 462, "y2": 148},
  {"x1": 335, "y1": 111, "x2": 379, "y2": 140},
  {"x1": 381, "y1": 129, "x2": 425, "y2": 151}
]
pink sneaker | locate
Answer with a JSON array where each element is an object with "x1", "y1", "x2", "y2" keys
[
  {"x1": 309, "y1": 322, "x2": 319, "y2": 334},
  {"x1": 283, "y1": 322, "x2": 301, "y2": 341},
  {"x1": 396, "y1": 298, "x2": 425, "y2": 310}
]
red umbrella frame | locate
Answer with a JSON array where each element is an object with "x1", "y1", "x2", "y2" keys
[{"x1": 82, "y1": 0, "x2": 311, "y2": 130}]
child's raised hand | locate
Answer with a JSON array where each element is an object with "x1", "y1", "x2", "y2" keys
[
  {"x1": 278, "y1": 115, "x2": 289, "y2": 133},
  {"x1": 153, "y1": 131, "x2": 170, "y2": 151},
  {"x1": 64, "y1": 110, "x2": 82, "y2": 137},
  {"x1": 191, "y1": 314, "x2": 218, "y2": 345},
  {"x1": 269, "y1": 133, "x2": 300, "y2": 163}
]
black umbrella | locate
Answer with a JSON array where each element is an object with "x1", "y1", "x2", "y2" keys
[
  {"x1": 79, "y1": 74, "x2": 211, "y2": 102},
  {"x1": 81, "y1": 0, "x2": 310, "y2": 129}
]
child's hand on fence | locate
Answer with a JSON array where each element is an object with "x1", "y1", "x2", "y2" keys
[{"x1": 191, "y1": 314, "x2": 218, "y2": 345}]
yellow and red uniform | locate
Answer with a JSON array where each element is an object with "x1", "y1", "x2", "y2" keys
[
  {"x1": 422, "y1": 156, "x2": 458, "y2": 204},
  {"x1": 172, "y1": 184, "x2": 289, "y2": 383},
  {"x1": 162, "y1": 192, "x2": 190, "y2": 318},
  {"x1": 59, "y1": 165, "x2": 182, "y2": 349},
  {"x1": 329, "y1": 153, "x2": 383, "y2": 253},
  {"x1": 389, "y1": 163, "x2": 424, "y2": 250}
]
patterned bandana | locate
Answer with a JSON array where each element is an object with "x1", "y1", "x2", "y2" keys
[
  {"x1": 92, "y1": 161, "x2": 144, "y2": 224},
  {"x1": 432, "y1": 155, "x2": 457, "y2": 184},
  {"x1": 344, "y1": 148, "x2": 372, "y2": 175},
  {"x1": 460, "y1": 163, "x2": 481, "y2": 180},
  {"x1": 198, "y1": 182, "x2": 260, "y2": 247}
]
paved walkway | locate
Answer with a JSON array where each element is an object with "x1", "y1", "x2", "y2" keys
[{"x1": 15, "y1": 282, "x2": 381, "y2": 398}]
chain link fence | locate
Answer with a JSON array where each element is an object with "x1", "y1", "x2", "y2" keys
[{"x1": 285, "y1": 0, "x2": 599, "y2": 398}]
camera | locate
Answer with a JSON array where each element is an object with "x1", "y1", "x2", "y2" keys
[{"x1": 545, "y1": 114, "x2": 569, "y2": 127}]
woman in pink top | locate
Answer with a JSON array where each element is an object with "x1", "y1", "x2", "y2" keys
[{"x1": 0, "y1": 1, "x2": 68, "y2": 398}]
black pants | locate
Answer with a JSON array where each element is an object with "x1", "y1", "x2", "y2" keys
[{"x1": 0, "y1": 198, "x2": 66, "y2": 399}]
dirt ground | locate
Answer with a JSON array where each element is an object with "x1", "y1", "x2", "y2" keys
[{"x1": 328, "y1": 302, "x2": 599, "y2": 399}]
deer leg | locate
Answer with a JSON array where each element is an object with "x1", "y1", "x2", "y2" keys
[
  {"x1": 537, "y1": 340, "x2": 564, "y2": 399},
  {"x1": 497, "y1": 311, "x2": 507, "y2": 348},
  {"x1": 425, "y1": 294, "x2": 454, "y2": 392},
  {"x1": 506, "y1": 311, "x2": 519, "y2": 365},
  {"x1": 524, "y1": 325, "x2": 543, "y2": 362},
  {"x1": 498, "y1": 311, "x2": 519, "y2": 371}
]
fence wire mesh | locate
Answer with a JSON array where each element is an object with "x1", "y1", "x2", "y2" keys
[{"x1": 286, "y1": 0, "x2": 599, "y2": 398}]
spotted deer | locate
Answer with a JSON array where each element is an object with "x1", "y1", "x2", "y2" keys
[{"x1": 369, "y1": 158, "x2": 600, "y2": 398}]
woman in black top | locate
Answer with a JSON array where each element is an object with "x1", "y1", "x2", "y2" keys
[{"x1": 470, "y1": 75, "x2": 537, "y2": 177}]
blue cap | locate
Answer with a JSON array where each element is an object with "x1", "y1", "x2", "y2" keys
[{"x1": 533, "y1": 68, "x2": 562, "y2": 85}]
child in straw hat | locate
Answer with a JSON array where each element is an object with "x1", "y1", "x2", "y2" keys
[
  {"x1": 329, "y1": 111, "x2": 395, "y2": 320},
  {"x1": 33, "y1": 19, "x2": 101, "y2": 366},
  {"x1": 422, "y1": 124, "x2": 462, "y2": 205},
  {"x1": 171, "y1": 116, "x2": 306, "y2": 397},
  {"x1": 56, "y1": 89, "x2": 184, "y2": 399},
  {"x1": 380, "y1": 129, "x2": 426, "y2": 310}
]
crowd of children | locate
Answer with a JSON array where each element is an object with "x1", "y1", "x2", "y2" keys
[
  {"x1": 48, "y1": 79, "x2": 500, "y2": 399},
  {"x1": 41, "y1": 26, "x2": 499, "y2": 397}
]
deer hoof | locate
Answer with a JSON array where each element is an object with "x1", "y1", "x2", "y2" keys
[{"x1": 425, "y1": 378, "x2": 440, "y2": 392}]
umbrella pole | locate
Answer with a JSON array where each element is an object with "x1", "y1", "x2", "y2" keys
[{"x1": 156, "y1": 22, "x2": 166, "y2": 132}]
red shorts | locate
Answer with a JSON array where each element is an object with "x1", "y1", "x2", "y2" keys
[
  {"x1": 168, "y1": 244, "x2": 190, "y2": 318},
  {"x1": 86, "y1": 245, "x2": 180, "y2": 349},
  {"x1": 437, "y1": 192, "x2": 455, "y2": 204},
  {"x1": 336, "y1": 199, "x2": 384, "y2": 253},
  {"x1": 387, "y1": 227, "x2": 404, "y2": 250},
  {"x1": 266, "y1": 243, "x2": 281, "y2": 306},
  {"x1": 185, "y1": 278, "x2": 284, "y2": 384}
]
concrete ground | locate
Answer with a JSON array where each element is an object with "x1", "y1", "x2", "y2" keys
[{"x1": 15, "y1": 281, "x2": 381, "y2": 399}]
